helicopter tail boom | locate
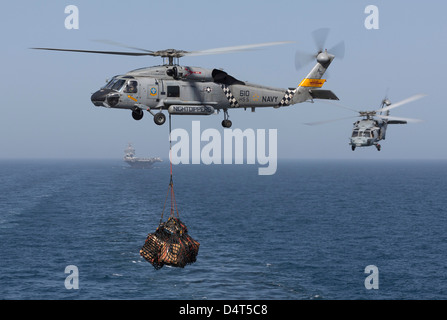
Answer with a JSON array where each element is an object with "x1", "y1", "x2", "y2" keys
[
  {"x1": 293, "y1": 50, "x2": 336, "y2": 104},
  {"x1": 277, "y1": 51, "x2": 337, "y2": 107}
]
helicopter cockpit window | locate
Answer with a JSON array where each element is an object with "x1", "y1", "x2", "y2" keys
[
  {"x1": 361, "y1": 130, "x2": 372, "y2": 138},
  {"x1": 104, "y1": 78, "x2": 126, "y2": 91},
  {"x1": 103, "y1": 77, "x2": 117, "y2": 89},
  {"x1": 124, "y1": 80, "x2": 138, "y2": 93},
  {"x1": 352, "y1": 130, "x2": 359, "y2": 137},
  {"x1": 111, "y1": 79, "x2": 126, "y2": 91}
]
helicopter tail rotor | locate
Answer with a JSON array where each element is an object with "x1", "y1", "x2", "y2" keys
[
  {"x1": 376, "y1": 94, "x2": 427, "y2": 113},
  {"x1": 295, "y1": 28, "x2": 345, "y2": 71},
  {"x1": 382, "y1": 99, "x2": 392, "y2": 107}
]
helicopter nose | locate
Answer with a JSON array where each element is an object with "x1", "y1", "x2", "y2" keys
[
  {"x1": 351, "y1": 137, "x2": 368, "y2": 147},
  {"x1": 91, "y1": 89, "x2": 111, "y2": 106}
]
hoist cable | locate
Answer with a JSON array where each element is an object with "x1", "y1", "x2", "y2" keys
[{"x1": 160, "y1": 113, "x2": 179, "y2": 222}]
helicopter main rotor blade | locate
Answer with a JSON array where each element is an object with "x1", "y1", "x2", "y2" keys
[
  {"x1": 92, "y1": 39, "x2": 155, "y2": 53},
  {"x1": 377, "y1": 94, "x2": 426, "y2": 113},
  {"x1": 304, "y1": 115, "x2": 358, "y2": 126},
  {"x1": 185, "y1": 41, "x2": 294, "y2": 57},
  {"x1": 376, "y1": 115, "x2": 423, "y2": 123},
  {"x1": 33, "y1": 41, "x2": 293, "y2": 59},
  {"x1": 317, "y1": 100, "x2": 360, "y2": 113},
  {"x1": 31, "y1": 47, "x2": 155, "y2": 56}
]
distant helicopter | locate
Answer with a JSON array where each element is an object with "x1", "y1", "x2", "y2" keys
[
  {"x1": 305, "y1": 94, "x2": 426, "y2": 151},
  {"x1": 32, "y1": 29, "x2": 344, "y2": 128}
]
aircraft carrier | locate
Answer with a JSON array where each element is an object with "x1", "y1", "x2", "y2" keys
[{"x1": 124, "y1": 143, "x2": 162, "y2": 169}]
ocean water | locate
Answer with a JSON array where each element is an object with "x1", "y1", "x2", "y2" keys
[{"x1": 0, "y1": 159, "x2": 446, "y2": 300}]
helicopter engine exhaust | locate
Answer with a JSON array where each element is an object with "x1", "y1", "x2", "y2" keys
[{"x1": 168, "y1": 105, "x2": 215, "y2": 115}]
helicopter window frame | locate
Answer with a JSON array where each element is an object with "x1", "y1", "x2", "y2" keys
[
  {"x1": 110, "y1": 79, "x2": 126, "y2": 91},
  {"x1": 103, "y1": 77, "x2": 118, "y2": 89},
  {"x1": 124, "y1": 80, "x2": 138, "y2": 94},
  {"x1": 361, "y1": 130, "x2": 372, "y2": 138}
]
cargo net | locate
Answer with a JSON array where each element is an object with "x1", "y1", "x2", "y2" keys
[
  {"x1": 140, "y1": 216, "x2": 200, "y2": 270},
  {"x1": 140, "y1": 116, "x2": 199, "y2": 270}
]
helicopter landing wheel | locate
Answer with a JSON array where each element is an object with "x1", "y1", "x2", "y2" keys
[
  {"x1": 132, "y1": 109, "x2": 144, "y2": 121},
  {"x1": 376, "y1": 144, "x2": 381, "y2": 151},
  {"x1": 222, "y1": 109, "x2": 232, "y2": 128},
  {"x1": 221, "y1": 119, "x2": 232, "y2": 128},
  {"x1": 351, "y1": 146, "x2": 356, "y2": 151},
  {"x1": 153, "y1": 112, "x2": 166, "y2": 126}
]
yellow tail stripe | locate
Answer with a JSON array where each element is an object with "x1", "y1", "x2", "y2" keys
[{"x1": 299, "y1": 78, "x2": 326, "y2": 88}]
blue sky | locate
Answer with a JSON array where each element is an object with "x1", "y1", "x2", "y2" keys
[{"x1": 1, "y1": 0, "x2": 446, "y2": 160}]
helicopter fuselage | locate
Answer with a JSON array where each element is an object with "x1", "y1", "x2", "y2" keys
[
  {"x1": 92, "y1": 65, "x2": 289, "y2": 110},
  {"x1": 91, "y1": 59, "x2": 338, "y2": 127},
  {"x1": 305, "y1": 93, "x2": 423, "y2": 152},
  {"x1": 349, "y1": 118, "x2": 385, "y2": 150}
]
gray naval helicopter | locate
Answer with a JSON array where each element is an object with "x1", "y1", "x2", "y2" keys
[
  {"x1": 32, "y1": 29, "x2": 344, "y2": 128},
  {"x1": 305, "y1": 93, "x2": 426, "y2": 151}
]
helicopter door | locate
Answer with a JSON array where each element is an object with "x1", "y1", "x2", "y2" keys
[{"x1": 123, "y1": 79, "x2": 141, "y2": 106}]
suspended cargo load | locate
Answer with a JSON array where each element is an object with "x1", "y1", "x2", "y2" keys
[
  {"x1": 140, "y1": 114, "x2": 199, "y2": 270},
  {"x1": 140, "y1": 217, "x2": 200, "y2": 269}
]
